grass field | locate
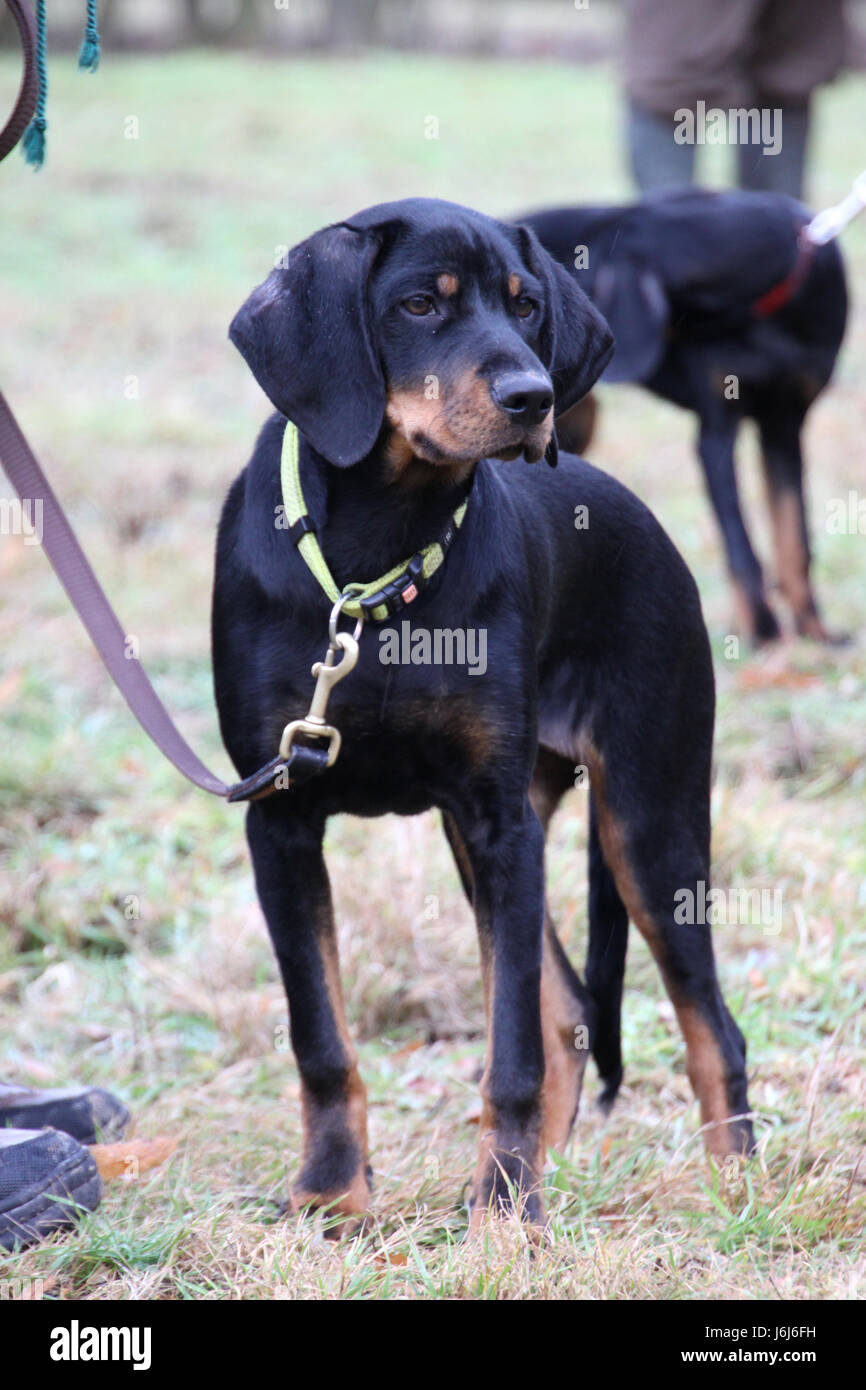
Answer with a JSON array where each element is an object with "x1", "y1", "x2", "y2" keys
[{"x1": 0, "y1": 51, "x2": 864, "y2": 1301}]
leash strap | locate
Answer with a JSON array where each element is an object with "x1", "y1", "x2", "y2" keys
[
  {"x1": 0, "y1": 0, "x2": 37, "y2": 164},
  {"x1": 803, "y1": 170, "x2": 866, "y2": 246},
  {"x1": 0, "y1": 389, "x2": 329, "y2": 802},
  {"x1": 281, "y1": 419, "x2": 467, "y2": 622}
]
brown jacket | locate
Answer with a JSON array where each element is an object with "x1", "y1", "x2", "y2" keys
[{"x1": 624, "y1": 0, "x2": 849, "y2": 117}]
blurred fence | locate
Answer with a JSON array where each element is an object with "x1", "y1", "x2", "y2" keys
[
  {"x1": 0, "y1": 0, "x2": 621, "y2": 59},
  {"x1": 2, "y1": 1, "x2": 864, "y2": 65}
]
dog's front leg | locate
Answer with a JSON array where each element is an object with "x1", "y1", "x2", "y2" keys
[
  {"x1": 245, "y1": 801, "x2": 369, "y2": 1227},
  {"x1": 459, "y1": 802, "x2": 547, "y2": 1231}
]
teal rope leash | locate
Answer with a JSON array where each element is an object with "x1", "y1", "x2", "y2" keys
[
  {"x1": 78, "y1": 0, "x2": 101, "y2": 72},
  {"x1": 21, "y1": 0, "x2": 46, "y2": 167},
  {"x1": 22, "y1": 0, "x2": 101, "y2": 169}
]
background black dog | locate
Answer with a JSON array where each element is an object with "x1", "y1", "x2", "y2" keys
[
  {"x1": 213, "y1": 198, "x2": 753, "y2": 1230},
  {"x1": 522, "y1": 190, "x2": 848, "y2": 644}
]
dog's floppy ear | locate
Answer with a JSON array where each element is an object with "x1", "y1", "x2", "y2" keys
[
  {"x1": 229, "y1": 223, "x2": 385, "y2": 467},
  {"x1": 518, "y1": 224, "x2": 614, "y2": 417},
  {"x1": 593, "y1": 260, "x2": 669, "y2": 384}
]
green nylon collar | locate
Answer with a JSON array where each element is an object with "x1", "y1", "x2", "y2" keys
[{"x1": 280, "y1": 419, "x2": 468, "y2": 623}]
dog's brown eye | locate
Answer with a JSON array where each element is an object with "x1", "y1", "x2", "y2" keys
[
  {"x1": 516, "y1": 296, "x2": 536, "y2": 319},
  {"x1": 404, "y1": 295, "x2": 435, "y2": 316}
]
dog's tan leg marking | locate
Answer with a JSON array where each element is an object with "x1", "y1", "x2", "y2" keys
[
  {"x1": 767, "y1": 486, "x2": 827, "y2": 638},
  {"x1": 584, "y1": 742, "x2": 738, "y2": 1161}
]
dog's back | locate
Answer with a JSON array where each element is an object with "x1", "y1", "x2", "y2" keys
[{"x1": 522, "y1": 189, "x2": 846, "y2": 386}]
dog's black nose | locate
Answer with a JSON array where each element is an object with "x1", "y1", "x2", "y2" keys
[{"x1": 492, "y1": 373, "x2": 554, "y2": 427}]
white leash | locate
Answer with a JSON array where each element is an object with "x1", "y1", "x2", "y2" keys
[{"x1": 803, "y1": 170, "x2": 866, "y2": 246}]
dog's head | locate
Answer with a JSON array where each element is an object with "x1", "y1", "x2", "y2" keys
[{"x1": 229, "y1": 197, "x2": 613, "y2": 470}]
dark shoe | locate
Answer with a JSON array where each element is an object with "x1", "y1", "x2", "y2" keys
[
  {"x1": 0, "y1": 1128, "x2": 102, "y2": 1251},
  {"x1": 0, "y1": 1083, "x2": 130, "y2": 1144}
]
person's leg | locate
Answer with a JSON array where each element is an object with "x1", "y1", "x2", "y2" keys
[
  {"x1": 626, "y1": 100, "x2": 696, "y2": 193},
  {"x1": 737, "y1": 98, "x2": 810, "y2": 199}
]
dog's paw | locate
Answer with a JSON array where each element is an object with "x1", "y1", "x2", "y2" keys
[{"x1": 291, "y1": 1170, "x2": 371, "y2": 1237}]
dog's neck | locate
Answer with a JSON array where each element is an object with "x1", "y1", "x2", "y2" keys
[{"x1": 300, "y1": 434, "x2": 477, "y2": 590}]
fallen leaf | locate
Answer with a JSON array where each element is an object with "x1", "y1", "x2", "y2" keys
[
  {"x1": 736, "y1": 667, "x2": 819, "y2": 692},
  {"x1": 89, "y1": 1135, "x2": 178, "y2": 1181},
  {"x1": 375, "y1": 1251, "x2": 408, "y2": 1267}
]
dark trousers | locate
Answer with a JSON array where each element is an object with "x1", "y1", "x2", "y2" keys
[{"x1": 627, "y1": 99, "x2": 810, "y2": 200}]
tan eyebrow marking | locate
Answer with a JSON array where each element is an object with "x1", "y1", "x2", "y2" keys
[
  {"x1": 437, "y1": 272, "x2": 459, "y2": 296},
  {"x1": 508, "y1": 273, "x2": 522, "y2": 297}
]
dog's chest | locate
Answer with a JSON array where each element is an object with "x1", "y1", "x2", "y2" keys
[
  {"x1": 274, "y1": 649, "x2": 512, "y2": 816},
  {"x1": 355, "y1": 669, "x2": 499, "y2": 790}
]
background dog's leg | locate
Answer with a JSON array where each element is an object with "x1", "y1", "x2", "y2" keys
[
  {"x1": 586, "y1": 792, "x2": 629, "y2": 1112},
  {"x1": 756, "y1": 396, "x2": 832, "y2": 641},
  {"x1": 445, "y1": 805, "x2": 547, "y2": 1228},
  {"x1": 246, "y1": 802, "x2": 370, "y2": 1225},
  {"x1": 697, "y1": 405, "x2": 781, "y2": 643}
]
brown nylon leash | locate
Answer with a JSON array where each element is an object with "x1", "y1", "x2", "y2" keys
[
  {"x1": 0, "y1": 389, "x2": 330, "y2": 802},
  {"x1": 0, "y1": 4, "x2": 336, "y2": 803},
  {"x1": 0, "y1": 390, "x2": 226, "y2": 793},
  {"x1": 0, "y1": 0, "x2": 37, "y2": 164}
]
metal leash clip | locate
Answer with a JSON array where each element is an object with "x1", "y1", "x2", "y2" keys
[
  {"x1": 278, "y1": 592, "x2": 363, "y2": 769},
  {"x1": 803, "y1": 169, "x2": 866, "y2": 246}
]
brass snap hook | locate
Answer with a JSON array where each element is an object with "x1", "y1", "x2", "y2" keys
[
  {"x1": 305, "y1": 632, "x2": 359, "y2": 728},
  {"x1": 278, "y1": 610, "x2": 361, "y2": 769}
]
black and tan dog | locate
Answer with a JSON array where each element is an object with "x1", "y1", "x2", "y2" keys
[
  {"x1": 523, "y1": 190, "x2": 848, "y2": 645},
  {"x1": 213, "y1": 197, "x2": 753, "y2": 1231}
]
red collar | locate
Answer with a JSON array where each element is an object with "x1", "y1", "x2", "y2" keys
[{"x1": 752, "y1": 227, "x2": 815, "y2": 319}]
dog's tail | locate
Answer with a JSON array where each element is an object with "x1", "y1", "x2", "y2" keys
[{"x1": 586, "y1": 791, "x2": 630, "y2": 1111}]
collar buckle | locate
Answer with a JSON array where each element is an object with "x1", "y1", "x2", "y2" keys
[{"x1": 358, "y1": 552, "x2": 425, "y2": 622}]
